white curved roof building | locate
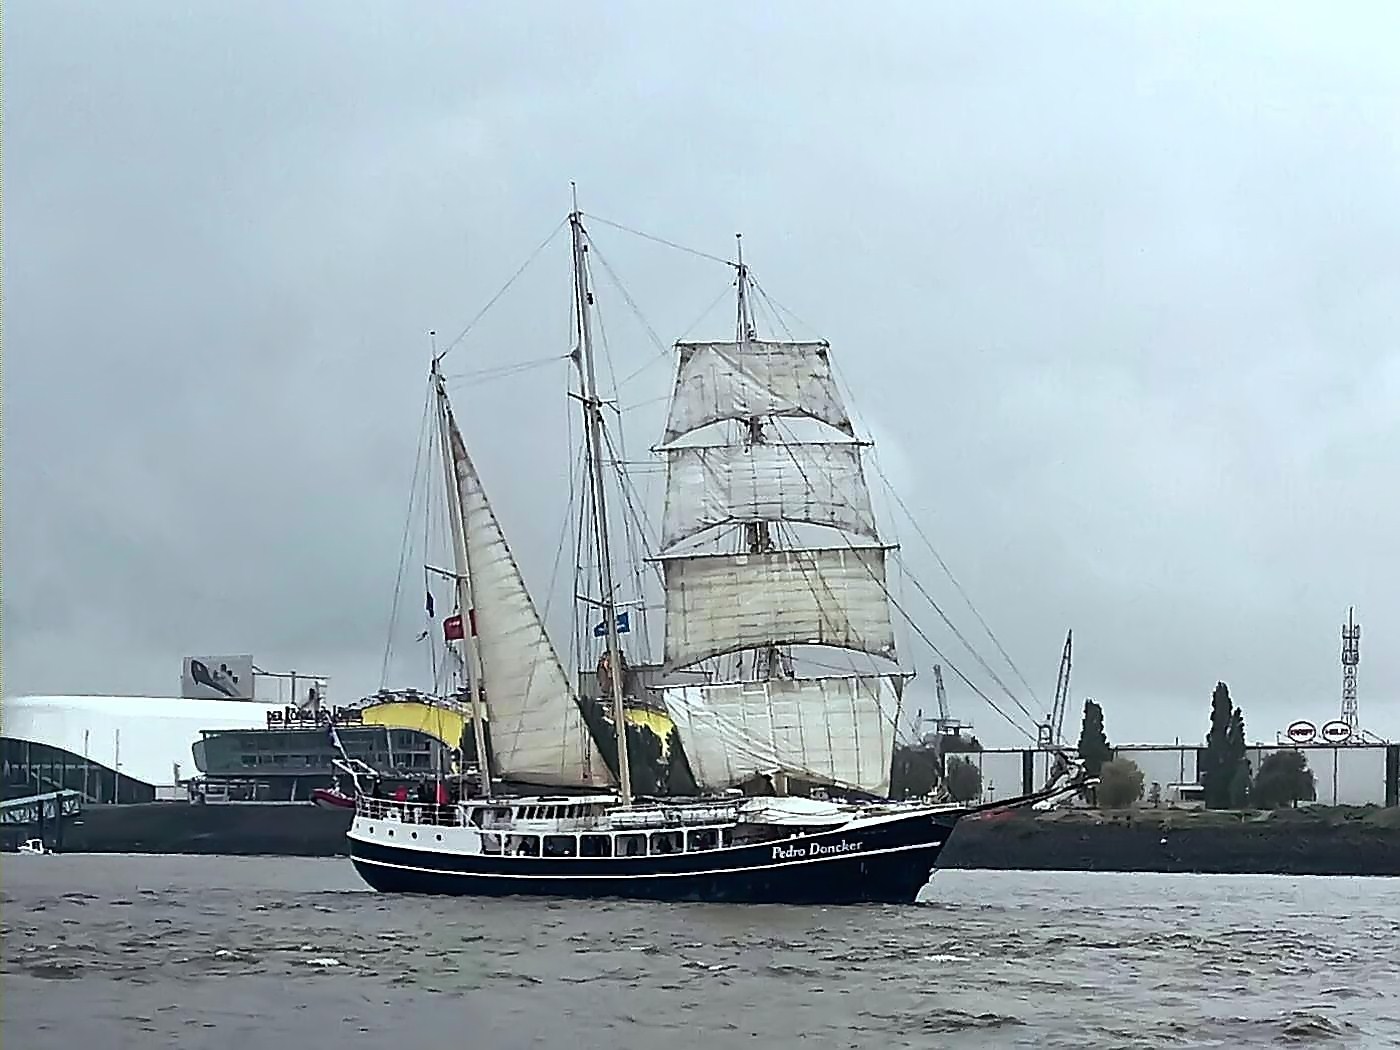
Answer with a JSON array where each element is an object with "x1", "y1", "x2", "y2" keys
[{"x1": 1, "y1": 694, "x2": 284, "y2": 791}]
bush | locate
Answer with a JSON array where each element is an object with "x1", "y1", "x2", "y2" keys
[
  {"x1": 945, "y1": 755, "x2": 983, "y2": 803},
  {"x1": 1252, "y1": 750, "x2": 1316, "y2": 809},
  {"x1": 1097, "y1": 757, "x2": 1145, "y2": 808}
]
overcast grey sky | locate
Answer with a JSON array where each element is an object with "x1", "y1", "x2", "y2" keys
[{"x1": 5, "y1": 2, "x2": 1398, "y2": 746}]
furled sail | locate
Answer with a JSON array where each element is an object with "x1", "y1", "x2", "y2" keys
[
  {"x1": 660, "y1": 441, "x2": 879, "y2": 551},
  {"x1": 661, "y1": 340, "x2": 852, "y2": 444},
  {"x1": 660, "y1": 546, "x2": 898, "y2": 670},
  {"x1": 663, "y1": 675, "x2": 902, "y2": 797},
  {"x1": 448, "y1": 413, "x2": 613, "y2": 788}
]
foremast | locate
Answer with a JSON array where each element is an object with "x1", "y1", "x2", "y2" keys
[
  {"x1": 429, "y1": 358, "x2": 613, "y2": 792},
  {"x1": 570, "y1": 204, "x2": 634, "y2": 807},
  {"x1": 431, "y1": 360, "x2": 494, "y2": 796}
]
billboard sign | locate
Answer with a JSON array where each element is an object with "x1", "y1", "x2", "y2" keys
[
  {"x1": 181, "y1": 655, "x2": 255, "y2": 700},
  {"x1": 1285, "y1": 720, "x2": 1317, "y2": 744},
  {"x1": 1319, "y1": 719, "x2": 1352, "y2": 745}
]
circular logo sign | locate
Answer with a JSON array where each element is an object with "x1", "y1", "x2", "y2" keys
[
  {"x1": 1320, "y1": 720, "x2": 1352, "y2": 744},
  {"x1": 1286, "y1": 720, "x2": 1317, "y2": 744}
]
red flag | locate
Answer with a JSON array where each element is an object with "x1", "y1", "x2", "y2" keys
[{"x1": 443, "y1": 610, "x2": 477, "y2": 641}]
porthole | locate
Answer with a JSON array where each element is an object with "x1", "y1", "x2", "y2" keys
[
  {"x1": 435, "y1": 834, "x2": 443, "y2": 841},
  {"x1": 411, "y1": 832, "x2": 418, "y2": 839},
  {"x1": 368, "y1": 826, "x2": 375, "y2": 833},
  {"x1": 388, "y1": 829, "x2": 394, "y2": 837}
]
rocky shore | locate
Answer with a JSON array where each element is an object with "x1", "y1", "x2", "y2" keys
[{"x1": 44, "y1": 802, "x2": 1400, "y2": 877}]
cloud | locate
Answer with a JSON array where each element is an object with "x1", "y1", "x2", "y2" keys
[{"x1": 5, "y1": 3, "x2": 1398, "y2": 747}]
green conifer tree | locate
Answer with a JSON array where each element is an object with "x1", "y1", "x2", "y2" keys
[
  {"x1": 1076, "y1": 699, "x2": 1113, "y2": 776},
  {"x1": 1201, "y1": 682, "x2": 1234, "y2": 808},
  {"x1": 1226, "y1": 707, "x2": 1251, "y2": 807}
]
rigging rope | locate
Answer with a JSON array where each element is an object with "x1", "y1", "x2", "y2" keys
[
  {"x1": 425, "y1": 420, "x2": 443, "y2": 693},
  {"x1": 436, "y1": 217, "x2": 569, "y2": 361},
  {"x1": 753, "y1": 278, "x2": 1045, "y2": 714},
  {"x1": 442, "y1": 353, "x2": 572, "y2": 384},
  {"x1": 582, "y1": 212, "x2": 736, "y2": 268},
  {"x1": 765, "y1": 415, "x2": 1039, "y2": 742},
  {"x1": 872, "y1": 460, "x2": 1045, "y2": 711},
  {"x1": 379, "y1": 381, "x2": 434, "y2": 688}
]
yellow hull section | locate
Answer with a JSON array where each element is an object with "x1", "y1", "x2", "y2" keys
[{"x1": 359, "y1": 698, "x2": 677, "y2": 754}]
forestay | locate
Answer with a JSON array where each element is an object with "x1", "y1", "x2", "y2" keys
[
  {"x1": 661, "y1": 340, "x2": 852, "y2": 444},
  {"x1": 448, "y1": 415, "x2": 613, "y2": 788},
  {"x1": 660, "y1": 441, "x2": 879, "y2": 550},
  {"x1": 664, "y1": 676, "x2": 902, "y2": 797},
  {"x1": 660, "y1": 547, "x2": 898, "y2": 669}
]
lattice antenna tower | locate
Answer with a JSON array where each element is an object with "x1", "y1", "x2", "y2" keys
[{"x1": 1340, "y1": 606, "x2": 1361, "y2": 739}]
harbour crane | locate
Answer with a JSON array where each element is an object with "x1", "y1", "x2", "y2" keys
[
  {"x1": 932, "y1": 664, "x2": 971, "y2": 738},
  {"x1": 911, "y1": 664, "x2": 972, "y2": 748}
]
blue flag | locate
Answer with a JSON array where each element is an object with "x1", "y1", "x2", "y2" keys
[{"x1": 592, "y1": 610, "x2": 631, "y2": 637}]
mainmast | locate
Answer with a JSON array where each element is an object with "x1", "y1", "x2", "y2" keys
[
  {"x1": 653, "y1": 227, "x2": 904, "y2": 798},
  {"x1": 570, "y1": 202, "x2": 633, "y2": 807},
  {"x1": 735, "y1": 236, "x2": 790, "y2": 682},
  {"x1": 431, "y1": 360, "x2": 493, "y2": 798}
]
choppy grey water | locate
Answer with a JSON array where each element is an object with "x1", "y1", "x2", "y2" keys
[{"x1": 3, "y1": 855, "x2": 1397, "y2": 1048}]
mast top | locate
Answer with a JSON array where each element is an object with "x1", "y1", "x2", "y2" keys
[{"x1": 735, "y1": 233, "x2": 756, "y2": 344}]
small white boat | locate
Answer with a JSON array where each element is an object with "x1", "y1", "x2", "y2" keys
[{"x1": 18, "y1": 838, "x2": 51, "y2": 855}]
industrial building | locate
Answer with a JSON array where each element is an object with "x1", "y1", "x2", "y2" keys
[{"x1": 958, "y1": 741, "x2": 1400, "y2": 808}]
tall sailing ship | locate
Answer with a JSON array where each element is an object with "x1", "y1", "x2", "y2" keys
[{"x1": 344, "y1": 207, "x2": 1087, "y2": 904}]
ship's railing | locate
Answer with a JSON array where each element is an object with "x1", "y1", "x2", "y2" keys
[
  {"x1": 608, "y1": 802, "x2": 739, "y2": 830},
  {"x1": 506, "y1": 816, "x2": 607, "y2": 833},
  {"x1": 355, "y1": 795, "x2": 462, "y2": 827},
  {"x1": 0, "y1": 790, "x2": 83, "y2": 825}
]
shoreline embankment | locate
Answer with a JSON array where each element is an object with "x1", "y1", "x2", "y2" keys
[{"x1": 36, "y1": 802, "x2": 1400, "y2": 876}]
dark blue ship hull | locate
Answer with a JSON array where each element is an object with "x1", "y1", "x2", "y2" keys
[{"x1": 349, "y1": 810, "x2": 961, "y2": 905}]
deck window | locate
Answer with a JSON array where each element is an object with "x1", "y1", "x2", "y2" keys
[
  {"x1": 580, "y1": 835, "x2": 612, "y2": 858},
  {"x1": 649, "y1": 831, "x2": 683, "y2": 856},
  {"x1": 481, "y1": 832, "x2": 504, "y2": 855},
  {"x1": 507, "y1": 835, "x2": 540, "y2": 857},
  {"x1": 616, "y1": 833, "x2": 646, "y2": 858},
  {"x1": 686, "y1": 828, "x2": 719, "y2": 852},
  {"x1": 544, "y1": 835, "x2": 577, "y2": 858}
]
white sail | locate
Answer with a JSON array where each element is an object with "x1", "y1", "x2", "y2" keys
[
  {"x1": 448, "y1": 418, "x2": 613, "y2": 788},
  {"x1": 660, "y1": 442, "x2": 878, "y2": 550},
  {"x1": 664, "y1": 675, "x2": 902, "y2": 797},
  {"x1": 661, "y1": 340, "x2": 852, "y2": 444},
  {"x1": 660, "y1": 546, "x2": 898, "y2": 669}
]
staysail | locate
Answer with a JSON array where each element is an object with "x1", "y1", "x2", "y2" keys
[{"x1": 447, "y1": 410, "x2": 613, "y2": 788}]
